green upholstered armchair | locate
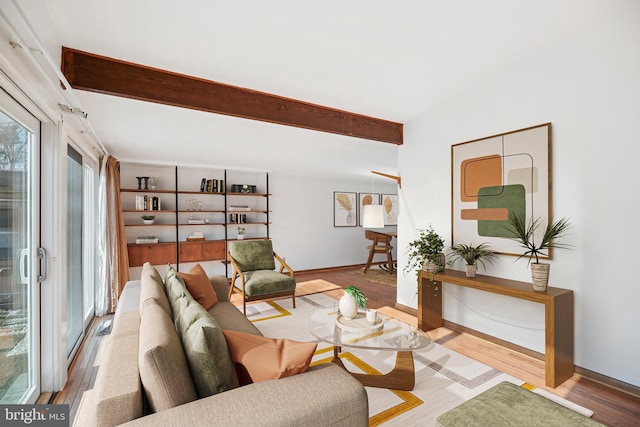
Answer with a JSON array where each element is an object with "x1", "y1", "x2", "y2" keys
[{"x1": 228, "y1": 240, "x2": 296, "y2": 315}]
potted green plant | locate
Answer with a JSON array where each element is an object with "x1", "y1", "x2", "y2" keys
[
  {"x1": 448, "y1": 242, "x2": 497, "y2": 277},
  {"x1": 404, "y1": 225, "x2": 445, "y2": 275},
  {"x1": 504, "y1": 213, "x2": 572, "y2": 291},
  {"x1": 140, "y1": 214, "x2": 156, "y2": 225},
  {"x1": 339, "y1": 285, "x2": 366, "y2": 320},
  {"x1": 403, "y1": 225, "x2": 445, "y2": 292}
]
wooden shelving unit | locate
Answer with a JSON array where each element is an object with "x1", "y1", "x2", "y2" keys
[{"x1": 120, "y1": 164, "x2": 270, "y2": 273}]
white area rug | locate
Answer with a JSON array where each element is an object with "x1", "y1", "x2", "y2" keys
[{"x1": 243, "y1": 293, "x2": 594, "y2": 426}]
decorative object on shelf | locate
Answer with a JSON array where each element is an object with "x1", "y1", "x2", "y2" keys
[
  {"x1": 185, "y1": 198, "x2": 201, "y2": 211},
  {"x1": 404, "y1": 225, "x2": 445, "y2": 292},
  {"x1": 237, "y1": 227, "x2": 245, "y2": 240},
  {"x1": 229, "y1": 213, "x2": 247, "y2": 224},
  {"x1": 142, "y1": 176, "x2": 150, "y2": 190},
  {"x1": 504, "y1": 213, "x2": 572, "y2": 292},
  {"x1": 136, "y1": 235, "x2": 159, "y2": 244},
  {"x1": 186, "y1": 231, "x2": 205, "y2": 242},
  {"x1": 148, "y1": 176, "x2": 158, "y2": 190},
  {"x1": 136, "y1": 176, "x2": 143, "y2": 190},
  {"x1": 141, "y1": 215, "x2": 155, "y2": 225},
  {"x1": 135, "y1": 195, "x2": 161, "y2": 211},
  {"x1": 447, "y1": 242, "x2": 498, "y2": 278},
  {"x1": 339, "y1": 286, "x2": 366, "y2": 320},
  {"x1": 231, "y1": 184, "x2": 256, "y2": 193},
  {"x1": 203, "y1": 178, "x2": 224, "y2": 193},
  {"x1": 333, "y1": 192, "x2": 356, "y2": 227}
]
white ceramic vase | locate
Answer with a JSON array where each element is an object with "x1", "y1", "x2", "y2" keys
[
  {"x1": 339, "y1": 293, "x2": 358, "y2": 320},
  {"x1": 465, "y1": 264, "x2": 477, "y2": 278}
]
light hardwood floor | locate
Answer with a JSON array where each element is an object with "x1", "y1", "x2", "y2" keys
[{"x1": 53, "y1": 266, "x2": 640, "y2": 426}]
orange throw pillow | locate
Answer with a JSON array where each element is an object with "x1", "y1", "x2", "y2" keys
[
  {"x1": 222, "y1": 330, "x2": 317, "y2": 383},
  {"x1": 178, "y1": 263, "x2": 218, "y2": 310}
]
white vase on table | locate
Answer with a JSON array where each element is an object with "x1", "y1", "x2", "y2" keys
[{"x1": 339, "y1": 293, "x2": 358, "y2": 320}]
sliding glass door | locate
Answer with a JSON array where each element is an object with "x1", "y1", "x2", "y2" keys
[
  {"x1": 0, "y1": 89, "x2": 41, "y2": 403},
  {"x1": 66, "y1": 144, "x2": 97, "y2": 361},
  {"x1": 67, "y1": 146, "x2": 83, "y2": 358}
]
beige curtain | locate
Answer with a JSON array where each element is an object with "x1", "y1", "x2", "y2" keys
[{"x1": 104, "y1": 155, "x2": 129, "y2": 313}]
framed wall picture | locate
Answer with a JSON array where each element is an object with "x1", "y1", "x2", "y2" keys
[
  {"x1": 358, "y1": 193, "x2": 380, "y2": 226},
  {"x1": 451, "y1": 123, "x2": 552, "y2": 257},
  {"x1": 381, "y1": 194, "x2": 398, "y2": 226},
  {"x1": 334, "y1": 191, "x2": 357, "y2": 227}
]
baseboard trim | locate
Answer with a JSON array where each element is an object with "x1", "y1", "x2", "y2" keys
[
  {"x1": 295, "y1": 264, "x2": 365, "y2": 274},
  {"x1": 444, "y1": 320, "x2": 545, "y2": 361},
  {"x1": 393, "y1": 303, "x2": 417, "y2": 316},
  {"x1": 295, "y1": 261, "x2": 397, "y2": 275},
  {"x1": 573, "y1": 366, "x2": 640, "y2": 398},
  {"x1": 444, "y1": 320, "x2": 640, "y2": 398}
]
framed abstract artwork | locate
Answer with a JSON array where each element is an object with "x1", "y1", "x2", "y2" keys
[
  {"x1": 451, "y1": 123, "x2": 552, "y2": 257},
  {"x1": 381, "y1": 194, "x2": 398, "y2": 226},
  {"x1": 358, "y1": 193, "x2": 380, "y2": 226},
  {"x1": 334, "y1": 191, "x2": 357, "y2": 227}
]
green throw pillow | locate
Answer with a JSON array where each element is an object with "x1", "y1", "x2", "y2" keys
[
  {"x1": 165, "y1": 266, "x2": 192, "y2": 320},
  {"x1": 175, "y1": 292, "x2": 239, "y2": 397}
]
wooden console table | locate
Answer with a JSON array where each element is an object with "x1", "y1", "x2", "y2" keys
[{"x1": 418, "y1": 269, "x2": 574, "y2": 388}]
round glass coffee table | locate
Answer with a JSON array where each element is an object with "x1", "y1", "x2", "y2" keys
[{"x1": 308, "y1": 306, "x2": 431, "y2": 391}]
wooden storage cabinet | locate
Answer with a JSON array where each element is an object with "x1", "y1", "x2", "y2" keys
[
  {"x1": 127, "y1": 242, "x2": 176, "y2": 267},
  {"x1": 179, "y1": 240, "x2": 226, "y2": 262}
]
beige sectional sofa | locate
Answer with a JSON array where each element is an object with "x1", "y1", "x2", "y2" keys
[{"x1": 74, "y1": 263, "x2": 368, "y2": 426}]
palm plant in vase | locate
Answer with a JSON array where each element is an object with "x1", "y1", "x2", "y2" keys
[
  {"x1": 448, "y1": 242, "x2": 497, "y2": 277},
  {"x1": 504, "y1": 213, "x2": 572, "y2": 291}
]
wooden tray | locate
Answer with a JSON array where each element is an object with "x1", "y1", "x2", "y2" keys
[{"x1": 336, "y1": 313, "x2": 383, "y2": 333}]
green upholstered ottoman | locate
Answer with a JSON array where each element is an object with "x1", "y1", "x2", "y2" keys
[{"x1": 436, "y1": 381, "x2": 603, "y2": 426}]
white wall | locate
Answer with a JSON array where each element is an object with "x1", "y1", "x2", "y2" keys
[
  {"x1": 270, "y1": 171, "x2": 397, "y2": 271},
  {"x1": 118, "y1": 121, "x2": 400, "y2": 276},
  {"x1": 398, "y1": 2, "x2": 640, "y2": 387}
]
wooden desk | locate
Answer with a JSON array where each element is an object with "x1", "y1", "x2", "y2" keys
[{"x1": 418, "y1": 269, "x2": 574, "y2": 388}]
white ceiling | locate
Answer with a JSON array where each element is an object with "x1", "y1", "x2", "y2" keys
[{"x1": 22, "y1": 0, "x2": 615, "y2": 174}]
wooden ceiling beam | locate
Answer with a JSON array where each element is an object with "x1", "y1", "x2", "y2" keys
[{"x1": 61, "y1": 47, "x2": 403, "y2": 145}]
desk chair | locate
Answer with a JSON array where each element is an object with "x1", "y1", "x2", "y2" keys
[
  {"x1": 228, "y1": 240, "x2": 296, "y2": 315},
  {"x1": 364, "y1": 230, "x2": 394, "y2": 274}
]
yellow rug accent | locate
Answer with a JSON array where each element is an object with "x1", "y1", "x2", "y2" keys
[
  {"x1": 521, "y1": 382, "x2": 536, "y2": 391},
  {"x1": 251, "y1": 292, "x2": 596, "y2": 424},
  {"x1": 250, "y1": 301, "x2": 290, "y2": 322},
  {"x1": 311, "y1": 351, "x2": 423, "y2": 426}
]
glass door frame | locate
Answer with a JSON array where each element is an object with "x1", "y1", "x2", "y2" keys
[{"x1": 0, "y1": 87, "x2": 41, "y2": 404}]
